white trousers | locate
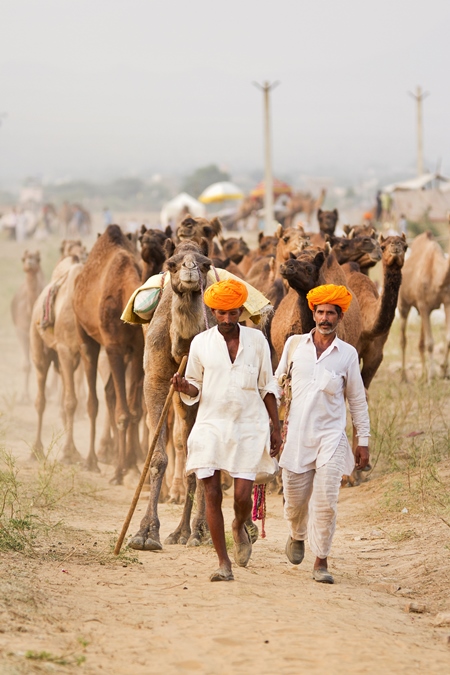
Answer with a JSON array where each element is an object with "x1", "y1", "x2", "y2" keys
[{"x1": 282, "y1": 436, "x2": 347, "y2": 559}]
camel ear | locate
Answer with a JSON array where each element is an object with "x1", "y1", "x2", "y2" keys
[
  {"x1": 60, "y1": 239, "x2": 66, "y2": 254},
  {"x1": 378, "y1": 233, "x2": 385, "y2": 243},
  {"x1": 324, "y1": 242, "x2": 332, "y2": 255},
  {"x1": 258, "y1": 232, "x2": 264, "y2": 244},
  {"x1": 209, "y1": 217, "x2": 222, "y2": 236},
  {"x1": 165, "y1": 225, "x2": 173, "y2": 238},
  {"x1": 164, "y1": 238, "x2": 176, "y2": 258},
  {"x1": 348, "y1": 228, "x2": 355, "y2": 239},
  {"x1": 181, "y1": 216, "x2": 196, "y2": 227},
  {"x1": 140, "y1": 224, "x2": 147, "y2": 236},
  {"x1": 218, "y1": 235, "x2": 226, "y2": 246},
  {"x1": 342, "y1": 225, "x2": 351, "y2": 235},
  {"x1": 333, "y1": 209, "x2": 338, "y2": 218},
  {"x1": 313, "y1": 251, "x2": 326, "y2": 266},
  {"x1": 275, "y1": 223, "x2": 283, "y2": 239},
  {"x1": 401, "y1": 232, "x2": 407, "y2": 241},
  {"x1": 317, "y1": 209, "x2": 323, "y2": 218}
]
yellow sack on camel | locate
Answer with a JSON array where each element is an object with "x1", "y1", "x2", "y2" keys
[{"x1": 121, "y1": 268, "x2": 271, "y2": 326}]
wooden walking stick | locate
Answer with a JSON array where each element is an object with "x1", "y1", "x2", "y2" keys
[{"x1": 114, "y1": 354, "x2": 188, "y2": 555}]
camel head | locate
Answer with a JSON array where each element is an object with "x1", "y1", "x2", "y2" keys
[
  {"x1": 218, "y1": 236, "x2": 250, "y2": 264},
  {"x1": 176, "y1": 216, "x2": 222, "y2": 255},
  {"x1": 343, "y1": 224, "x2": 377, "y2": 238},
  {"x1": 139, "y1": 227, "x2": 172, "y2": 273},
  {"x1": 330, "y1": 233, "x2": 382, "y2": 268},
  {"x1": 279, "y1": 249, "x2": 325, "y2": 293},
  {"x1": 257, "y1": 233, "x2": 278, "y2": 257},
  {"x1": 318, "y1": 209, "x2": 338, "y2": 236},
  {"x1": 378, "y1": 233, "x2": 408, "y2": 268},
  {"x1": 165, "y1": 241, "x2": 212, "y2": 296},
  {"x1": 21, "y1": 250, "x2": 41, "y2": 272},
  {"x1": 275, "y1": 225, "x2": 309, "y2": 261},
  {"x1": 60, "y1": 239, "x2": 88, "y2": 263}
]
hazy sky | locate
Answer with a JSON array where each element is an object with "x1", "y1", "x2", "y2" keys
[{"x1": 1, "y1": 0, "x2": 449, "y2": 185}]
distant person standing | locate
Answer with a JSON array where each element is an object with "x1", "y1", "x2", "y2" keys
[
  {"x1": 375, "y1": 190, "x2": 382, "y2": 221},
  {"x1": 103, "y1": 206, "x2": 113, "y2": 228},
  {"x1": 398, "y1": 214, "x2": 408, "y2": 237},
  {"x1": 380, "y1": 192, "x2": 393, "y2": 222}
]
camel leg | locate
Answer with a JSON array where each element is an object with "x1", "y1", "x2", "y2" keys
[
  {"x1": 440, "y1": 304, "x2": 450, "y2": 378},
  {"x1": 31, "y1": 351, "x2": 53, "y2": 461},
  {"x1": 17, "y1": 327, "x2": 31, "y2": 404},
  {"x1": 168, "y1": 407, "x2": 187, "y2": 504},
  {"x1": 164, "y1": 472, "x2": 197, "y2": 546},
  {"x1": 399, "y1": 309, "x2": 410, "y2": 383},
  {"x1": 128, "y1": 408, "x2": 169, "y2": 551},
  {"x1": 97, "y1": 374, "x2": 118, "y2": 465},
  {"x1": 105, "y1": 349, "x2": 130, "y2": 485},
  {"x1": 418, "y1": 308, "x2": 434, "y2": 381},
  {"x1": 58, "y1": 347, "x2": 83, "y2": 465},
  {"x1": 79, "y1": 330, "x2": 101, "y2": 473},
  {"x1": 124, "y1": 350, "x2": 144, "y2": 474},
  {"x1": 186, "y1": 478, "x2": 209, "y2": 547}
]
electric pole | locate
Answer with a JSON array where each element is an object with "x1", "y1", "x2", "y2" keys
[
  {"x1": 408, "y1": 86, "x2": 429, "y2": 176},
  {"x1": 253, "y1": 81, "x2": 279, "y2": 235}
]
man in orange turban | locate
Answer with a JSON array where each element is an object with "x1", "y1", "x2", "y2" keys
[
  {"x1": 306, "y1": 284, "x2": 352, "y2": 313},
  {"x1": 275, "y1": 283, "x2": 370, "y2": 585},
  {"x1": 203, "y1": 279, "x2": 248, "y2": 310},
  {"x1": 171, "y1": 278, "x2": 281, "y2": 583}
]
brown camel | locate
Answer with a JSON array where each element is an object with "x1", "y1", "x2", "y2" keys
[
  {"x1": 271, "y1": 246, "x2": 362, "y2": 361},
  {"x1": 330, "y1": 232, "x2": 382, "y2": 274},
  {"x1": 318, "y1": 208, "x2": 339, "y2": 237},
  {"x1": 73, "y1": 224, "x2": 144, "y2": 483},
  {"x1": 129, "y1": 239, "x2": 215, "y2": 551},
  {"x1": 398, "y1": 223, "x2": 450, "y2": 381},
  {"x1": 211, "y1": 234, "x2": 249, "y2": 279},
  {"x1": 30, "y1": 257, "x2": 85, "y2": 462},
  {"x1": 11, "y1": 250, "x2": 45, "y2": 402},
  {"x1": 238, "y1": 233, "x2": 278, "y2": 276},
  {"x1": 138, "y1": 225, "x2": 173, "y2": 282},
  {"x1": 343, "y1": 234, "x2": 408, "y2": 388}
]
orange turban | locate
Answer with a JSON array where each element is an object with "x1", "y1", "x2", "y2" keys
[
  {"x1": 203, "y1": 279, "x2": 248, "y2": 310},
  {"x1": 306, "y1": 284, "x2": 352, "y2": 313}
]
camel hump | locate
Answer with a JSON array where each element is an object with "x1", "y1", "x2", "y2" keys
[{"x1": 105, "y1": 224, "x2": 127, "y2": 246}]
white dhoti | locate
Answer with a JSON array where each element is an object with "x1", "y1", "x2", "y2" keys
[{"x1": 282, "y1": 435, "x2": 347, "y2": 559}]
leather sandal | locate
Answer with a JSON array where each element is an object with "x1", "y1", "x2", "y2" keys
[
  {"x1": 285, "y1": 536, "x2": 305, "y2": 565},
  {"x1": 312, "y1": 567, "x2": 334, "y2": 584},
  {"x1": 233, "y1": 525, "x2": 252, "y2": 567},
  {"x1": 210, "y1": 567, "x2": 234, "y2": 582}
]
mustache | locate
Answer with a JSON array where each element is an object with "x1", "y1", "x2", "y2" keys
[{"x1": 319, "y1": 322, "x2": 332, "y2": 327}]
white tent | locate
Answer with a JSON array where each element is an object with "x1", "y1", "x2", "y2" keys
[
  {"x1": 160, "y1": 192, "x2": 206, "y2": 227},
  {"x1": 383, "y1": 173, "x2": 450, "y2": 193}
]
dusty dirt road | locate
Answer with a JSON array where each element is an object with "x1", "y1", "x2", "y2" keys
[{"x1": 1, "y1": 237, "x2": 450, "y2": 673}]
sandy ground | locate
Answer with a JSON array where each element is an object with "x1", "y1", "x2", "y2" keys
[{"x1": 1, "y1": 237, "x2": 450, "y2": 674}]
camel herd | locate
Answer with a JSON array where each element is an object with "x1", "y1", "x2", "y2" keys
[{"x1": 9, "y1": 212, "x2": 450, "y2": 548}]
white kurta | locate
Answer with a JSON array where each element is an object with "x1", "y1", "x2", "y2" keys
[
  {"x1": 181, "y1": 326, "x2": 278, "y2": 475},
  {"x1": 275, "y1": 331, "x2": 370, "y2": 476}
]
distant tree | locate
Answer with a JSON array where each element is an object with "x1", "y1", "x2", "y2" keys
[{"x1": 181, "y1": 164, "x2": 230, "y2": 199}]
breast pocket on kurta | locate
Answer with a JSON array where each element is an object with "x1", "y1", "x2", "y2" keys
[
  {"x1": 240, "y1": 364, "x2": 259, "y2": 390},
  {"x1": 318, "y1": 369, "x2": 343, "y2": 396}
]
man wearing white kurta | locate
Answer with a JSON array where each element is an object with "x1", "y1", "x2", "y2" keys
[
  {"x1": 275, "y1": 284, "x2": 370, "y2": 584},
  {"x1": 172, "y1": 279, "x2": 281, "y2": 583}
]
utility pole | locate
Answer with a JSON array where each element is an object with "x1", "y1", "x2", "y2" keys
[
  {"x1": 253, "y1": 80, "x2": 279, "y2": 235},
  {"x1": 408, "y1": 86, "x2": 429, "y2": 177}
]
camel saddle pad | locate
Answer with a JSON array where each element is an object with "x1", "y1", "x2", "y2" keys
[{"x1": 121, "y1": 269, "x2": 271, "y2": 325}]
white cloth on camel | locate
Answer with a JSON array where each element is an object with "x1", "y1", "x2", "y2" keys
[{"x1": 181, "y1": 325, "x2": 278, "y2": 476}]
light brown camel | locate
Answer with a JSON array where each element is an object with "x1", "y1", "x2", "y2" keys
[
  {"x1": 30, "y1": 257, "x2": 85, "y2": 462},
  {"x1": 238, "y1": 233, "x2": 278, "y2": 276},
  {"x1": 398, "y1": 223, "x2": 450, "y2": 381},
  {"x1": 175, "y1": 215, "x2": 222, "y2": 257},
  {"x1": 343, "y1": 234, "x2": 408, "y2": 388},
  {"x1": 128, "y1": 239, "x2": 215, "y2": 551},
  {"x1": 271, "y1": 246, "x2": 362, "y2": 361},
  {"x1": 11, "y1": 250, "x2": 45, "y2": 402},
  {"x1": 73, "y1": 224, "x2": 144, "y2": 483},
  {"x1": 59, "y1": 239, "x2": 88, "y2": 265}
]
